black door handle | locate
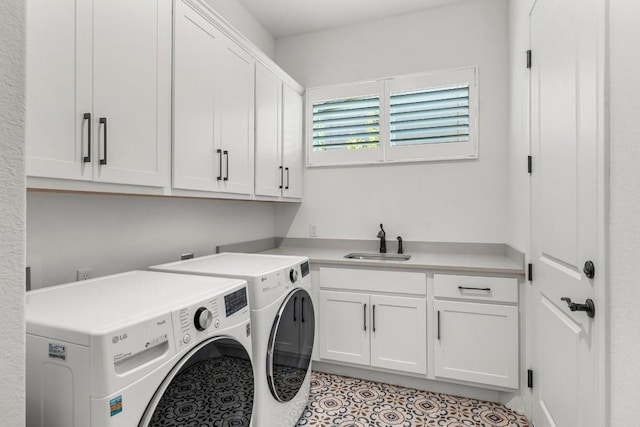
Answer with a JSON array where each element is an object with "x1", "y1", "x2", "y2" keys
[
  {"x1": 437, "y1": 310, "x2": 441, "y2": 340},
  {"x1": 561, "y1": 297, "x2": 595, "y2": 318},
  {"x1": 83, "y1": 113, "x2": 91, "y2": 163},
  {"x1": 372, "y1": 305, "x2": 376, "y2": 333},
  {"x1": 216, "y1": 149, "x2": 222, "y2": 181},
  {"x1": 285, "y1": 167, "x2": 290, "y2": 190},
  {"x1": 363, "y1": 303, "x2": 367, "y2": 331},
  {"x1": 279, "y1": 166, "x2": 283, "y2": 189},
  {"x1": 223, "y1": 150, "x2": 229, "y2": 181},
  {"x1": 99, "y1": 117, "x2": 107, "y2": 165}
]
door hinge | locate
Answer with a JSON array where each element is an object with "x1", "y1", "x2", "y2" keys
[
  {"x1": 528, "y1": 263, "x2": 533, "y2": 282},
  {"x1": 528, "y1": 155, "x2": 532, "y2": 174},
  {"x1": 527, "y1": 369, "x2": 533, "y2": 388},
  {"x1": 526, "y1": 50, "x2": 532, "y2": 68}
]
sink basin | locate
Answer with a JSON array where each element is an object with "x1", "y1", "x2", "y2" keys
[{"x1": 344, "y1": 252, "x2": 412, "y2": 261}]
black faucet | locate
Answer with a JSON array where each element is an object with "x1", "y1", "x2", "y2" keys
[
  {"x1": 377, "y1": 224, "x2": 386, "y2": 253},
  {"x1": 397, "y1": 236, "x2": 403, "y2": 254}
]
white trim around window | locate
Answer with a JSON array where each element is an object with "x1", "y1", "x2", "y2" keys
[{"x1": 306, "y1": 67, "x2": 478, "y2": 167}]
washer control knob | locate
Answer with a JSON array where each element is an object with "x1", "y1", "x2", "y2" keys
[
  {"x1": 289, "y1": 268, "x2": 299, "y2": 283},
  {"x1": 194, "y1": 307, "x2": 213, "y2": 331},
  {"x1": 183, "y1": 334, "x2": 191, "y2": 344},
  {"x1": 214, "y1": 319, "x2": 220, "y2": 329}
]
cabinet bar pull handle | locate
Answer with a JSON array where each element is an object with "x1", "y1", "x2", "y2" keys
[
  {"x1": 279, "y1": 166, "x2": 284, "y2": 189},
  {"x1": 363, "y1": 303, "x2": 367, "y2": 331},
  {"x1": 216, "y1": 149, "x2": 222, "y2": 181},
  {"x1": 458, "y1": 286, "x2": 492, "y2": 292},
  {"x1": 373, "y1": 305, "x2": 376, "y2": 333},
  {"x1": 285, "y1": 167, "x2": 290, "y2": 189},
  {"x1": 293, "y1": 296, "x2": 297, "y2": 322},
  {"x1": 223, "y1": 150, "x2": 229, "y2": 181},
  {"x1": 301, "y1": 297, "x2": 305, "y2": 323},
  {"x1": 437, "y1": 311, "x2": 441, "y2": 340},
  {"x1": 83, "y1": 113, "x2": 91, "y2": 163},
  {"x1": 99, "y1": 117, "x2": 107, "y2": 165}
]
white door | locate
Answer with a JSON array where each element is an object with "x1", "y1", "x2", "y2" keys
[
  {"x1": 217, "y1": 38, "x2": 255, "y2": 195},
  {"x1": 530, "y1": 0, "x2": 604, "y2": 425},
  {"x1": 25, "y1": 0, "x2": 92, "y2": 181},
  {"x1": 173, "y1": 0, "x2": 222, "y2": 191},
  {"x1": 254, "y1": 63, "x2": 283, "y2": 197},
  {"x1": 370, "y1": 294, "x2": 426, "y2": 375},
  {"x1": 318, "y1": 290, "x2": 370, "y2": 365},
  {"x1": 433, "y1": 300, "x2": 518, "y2": 388},
  {"x1": 92, "y1": 0, "x2": 171, "y2": 186},
  {"x1": 282, "y1": 84, "x2": 304, "y2": 199}
]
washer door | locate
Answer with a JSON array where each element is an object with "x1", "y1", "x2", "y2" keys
[
  {"x1": 266, "y1": 288, "x2": 315, "y2": 402},
  {"x1": 139, "y1": 337, "x2": 253, "y2": 427}
]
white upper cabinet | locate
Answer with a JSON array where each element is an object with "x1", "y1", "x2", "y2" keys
[
  {"x1": 25, "y1": 0, "x2": 171, "y2": 187},
  {"x1": 173, "y1": 0, "x2": 255, "y2": 195},
  {"x1": 255, "y1": 63, "x2": 304, "y2": 200}
]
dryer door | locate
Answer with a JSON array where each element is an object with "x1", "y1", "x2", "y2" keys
[
  {"x1": 266, "y1": 288, "x2": 315, "y2": 402},
  {"x1": 139, "y1": 337, "x2": 254, "y2": 427}
]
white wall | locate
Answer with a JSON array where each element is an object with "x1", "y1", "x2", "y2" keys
[
  {"x1": 274, "y1": 0, "x2": 510, "y2": 243},
  {"x1": 0, "y1": 0, "x2": 26, "y2": 423},
  {"x1": 609, "y1": 1, "x2": 640, "y2": 424},
  {"x1": 27, "y1": 193, "x2": 276, "y2": 288},
  {"x1": 507, "y1": 0, "x2": 534, "y2": 253},
  {"x1": 203, "y1": 0, "x2": 275, "y2": 58}
]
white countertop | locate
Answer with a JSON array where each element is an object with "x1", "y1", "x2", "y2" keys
[{"x1": 260, "y1": 245, "x2": 524, "y2": 275}]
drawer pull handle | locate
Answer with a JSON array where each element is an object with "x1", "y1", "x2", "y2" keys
[
  {"x1": 458, "y1": 286, "x2": 492, "y2": 292},
  {"x1": 363, "y1": 303, "x2": 367, "y2": 331}
]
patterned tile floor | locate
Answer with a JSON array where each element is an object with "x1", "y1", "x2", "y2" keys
[{"x1": 296, "y1": 371, "x2": 530, "y2": 427}]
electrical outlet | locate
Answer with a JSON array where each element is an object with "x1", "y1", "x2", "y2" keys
[
  {"x1": 310, "y1": 224, "x2": 318, "y2": 238},
  {"x1": 77, "y1": 268, "x2": 92, "y2": 281}
]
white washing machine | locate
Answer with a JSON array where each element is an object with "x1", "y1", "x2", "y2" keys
[
  {"x1": 150, "y1": 253, "x2": 315, "y2": 427},
  {"x1": 26, "y1": 270, "x2": 255, "y2": 427}
]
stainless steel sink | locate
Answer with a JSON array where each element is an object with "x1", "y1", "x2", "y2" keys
[{"x1": 344, "y1": 252, "x2": 411, "y2": 261}]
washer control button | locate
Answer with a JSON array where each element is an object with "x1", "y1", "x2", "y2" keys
[
  {"x1": 289, "y1": 268, "x2": 299, "y2": 283},
  {"x1": 183, "y1": 334, "x2": 191, "y2": 344},
  {"x1": 214, "y1": 319, "x2": 220, "y2": 329},
  {"x1": 194, "y1": 307, "x2": 213, "y2": 331}
]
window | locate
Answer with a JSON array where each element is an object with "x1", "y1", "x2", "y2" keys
[{"x1": 306, "y1": 67, "x2": 478, "y2": 166}]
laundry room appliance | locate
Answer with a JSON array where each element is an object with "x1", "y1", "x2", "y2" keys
[
  {"x1": 26, "y1": 270, "x2": 255, "y2": 427},
  {"x1": 150, "y1": 253, "x2": 314, "y2": 427}
]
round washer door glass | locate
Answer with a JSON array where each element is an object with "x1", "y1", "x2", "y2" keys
[
  {"x1": 140, "y1": 337, "x2": 254, "y2": 427},
  {"x1": 267, "y1": 288, "x2": 315, "y2": 402}
]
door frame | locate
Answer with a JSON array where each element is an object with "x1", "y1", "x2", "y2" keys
[{"x1": 526, "y1": 0, "x2": 609, "y2": 424}]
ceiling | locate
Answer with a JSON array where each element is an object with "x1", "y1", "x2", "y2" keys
[{"x1": 236, "y1": 0, "x2": 467, "y2": 38}]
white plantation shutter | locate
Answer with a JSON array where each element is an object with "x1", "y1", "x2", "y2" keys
[
  {"x1": 389, "y1": 85, "x2": 470, "y2": 146},
  {"x1": 312, "y1": 96, "x2": 380, "y2": 151},
  {"x1": 306, "y1": 68, "x2": 477, "y2": 166}
]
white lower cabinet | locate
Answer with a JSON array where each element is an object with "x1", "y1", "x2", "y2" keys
[
  {"x1": 319, "y1": 290, "x2": 427, "y2": 375},
  {"x1": 433, "y1": 274, "x2": 519, "y2": 389}
]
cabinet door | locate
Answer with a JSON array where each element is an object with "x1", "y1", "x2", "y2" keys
[
  {"x1": 370, "y1": 295, "x2": 427, "y2": 375},
  {"x1": 282, "y1": 84, "x2": 304, "y2": 199},
  {"x1": 255, "y1": 64, "x2": 283, "y2": 197},
  {"x1": 433, "y1": 300, "x2": 518, "y2": 388},
  {"x1": 319, "y1": 291, "x2": 370, "y2": 365},
  {"x1": 25, "y1": 0, "x2": 92, "y2": 181},
  {"x1": 173, "y1": 0, "x2": 223, "y2": 191},
  {"x1": 217, "y1": 37, "x2": 255, "y2": 195},
  {"x1": 92, "y1": 0, "x2": 171, "y2": 186}
]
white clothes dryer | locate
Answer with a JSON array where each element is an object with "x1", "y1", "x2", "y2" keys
[
  {"x1": 26, "y1": 270, "x2": 255, "y2": 427},
  {"x1": 150, "y1": 253, "x2": 314, "y2": 427}
]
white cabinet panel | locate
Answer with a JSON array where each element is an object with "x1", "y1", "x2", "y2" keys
[
  {"x1": 26, "y1": 0, "x2": 170, "y2": 187},
  {"x1": 319, "y1": 291, "x2": 370, "y2": 365},
  {"x1": 25, "y1": 0, "x2": 92, "y2": 181},
  {"x1": 92, "y1": 0, "x2": 171, "y2": 186},
  {"x1": 433, "y1": 300, "x2": 518, "y2": 389},
  {"x1": 370, "y1": 294, "x2": 427, "y2": 375},
  {"x1": 173, "y1": 0, "x2": 254, "y2": 195},
  {"x1": 254, "y1": 63, "x2": 304, "y2": 200}
]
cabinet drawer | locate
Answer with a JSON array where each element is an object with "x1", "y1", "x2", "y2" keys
[
  {"x1": 434, "y1": 274, "x2": 518, "y2": 304},
  {"x1": 320, "y1": 267, "x2": 426, "y2": 295}
]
